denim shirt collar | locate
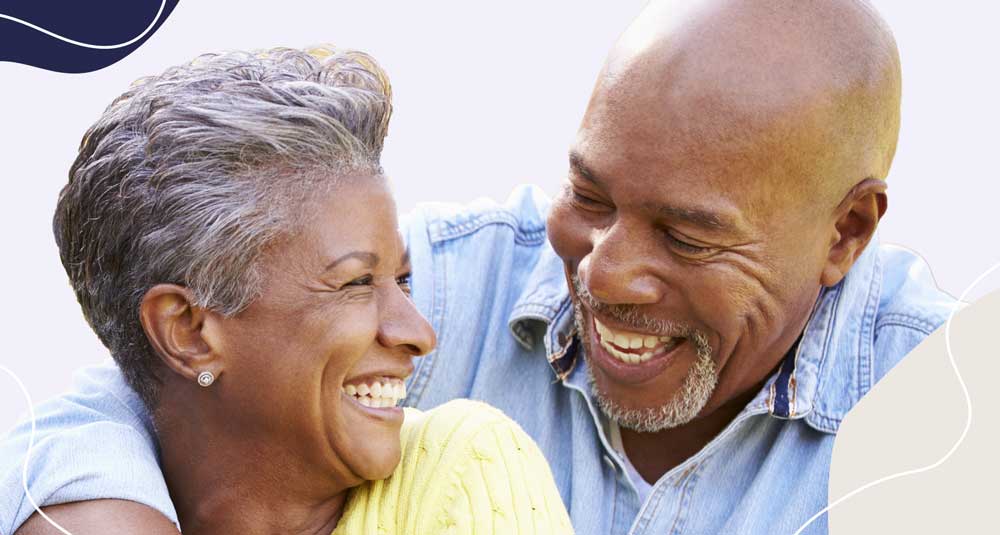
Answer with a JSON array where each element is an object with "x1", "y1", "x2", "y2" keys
[
  {"x1": 794, "y1": 238, "x2": 884, "y2": 432},
  {"x1": 508, "y1": 238, "x2": 884, "y2": 434}
]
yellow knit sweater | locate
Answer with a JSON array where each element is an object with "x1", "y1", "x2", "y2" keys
[{"x1": 332, "y1": 399, "x2": 573, "y2": 534}]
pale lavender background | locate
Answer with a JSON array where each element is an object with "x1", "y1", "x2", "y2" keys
[{"x1": 2, "y1": 1, "x2": 997, "y2": 434}]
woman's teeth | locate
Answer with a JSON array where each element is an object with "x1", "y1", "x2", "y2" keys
[
  {"x1": 594, "y1": 317, "x2": 681, "y2": 364},
  {"x1": 343, "y1": 379, "x2": 406, "y2": 408}
]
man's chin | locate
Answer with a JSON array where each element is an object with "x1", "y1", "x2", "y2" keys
[
  {"x1": 568, "y1": 280, "x2": 719, "y2": 432},
  {"x1": 584, "y1": 345, "x2": 719, "y2": 433}
]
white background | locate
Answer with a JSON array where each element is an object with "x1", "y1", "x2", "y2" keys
[{"x1": 2, "y1": 0, "x2": 998, "y2": 431}]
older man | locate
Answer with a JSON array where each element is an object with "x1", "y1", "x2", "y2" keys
[{"x1": 4, "y1": 0, "x2": 954, "y2": 534}]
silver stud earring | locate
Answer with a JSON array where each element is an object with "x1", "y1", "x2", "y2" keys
[{"x1": 197, "y1": 371, "x2": 216, "y2": 387}]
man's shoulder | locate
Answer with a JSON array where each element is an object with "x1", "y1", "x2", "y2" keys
[
  {"x1": 398, "y1": 186, "x2": 569, "y2": 408},
  {"x1": 869, "y1": 244, "x2": 958, "y2": 382},
  {"x1": 875, "y1": 244, "x2": 957, "y2": 335},
  {"x1": 403, "y1": 184, "x2": 552, "y2": 248},
  {"x1": 803, "y1": 243, "x2": 957, "y2": 432}
]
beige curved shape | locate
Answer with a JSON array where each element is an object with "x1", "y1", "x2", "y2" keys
[{"x1": 828, "y1": 289, "x2": 999, "y2": 533}]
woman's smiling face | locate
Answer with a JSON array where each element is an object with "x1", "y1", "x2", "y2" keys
[{"x1": 208, "y1": 174, "x2": 435, "y2": 486}]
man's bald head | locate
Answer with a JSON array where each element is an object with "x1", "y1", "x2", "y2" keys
[{"x1": 586, "y1": 0, "x2": 901, "y2": 210}]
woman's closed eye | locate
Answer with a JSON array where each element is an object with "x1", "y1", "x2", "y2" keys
[
  {"x1": 342, "y1": 273, "x2": 411, "y2": 295},
  {"x1": 396, "y1": 273, "x2": 412, "y2": 295},
  {"x1": 344, "y1": 274, "x2": 374, "y2": 288}
]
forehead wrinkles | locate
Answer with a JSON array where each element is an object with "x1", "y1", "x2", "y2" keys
[
  {"x1": 581, "y1": 73, "x2": 842, "y2": 233},
  {"x1": 583, "y1": 0, "x2": 899, "y2": 223}
]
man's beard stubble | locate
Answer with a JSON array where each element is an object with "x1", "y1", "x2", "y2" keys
[{"x1": 571, "y1": 276, "x2": 719, "y2": 433}]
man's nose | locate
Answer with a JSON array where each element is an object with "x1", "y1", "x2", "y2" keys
[
  {"x1": 377, "y1": 285, "x2": 437, "y2": 357},
  {"x1": 579, "y1": 222, "x2": 664, "y2": 306}
]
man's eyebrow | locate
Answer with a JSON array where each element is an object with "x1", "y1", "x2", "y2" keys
[
  {"x1": 569, "y1": 151, "x2": 600, "y2": 184},
  {"x1": 652, "y1": 204, "x2": 738, "y2": 233},
  {"x1": 325, "y1": 251, "x2": 379, "y2": 271},
  {"x1": 572, "y1": 150, "x2": 740, "y2": 233}
]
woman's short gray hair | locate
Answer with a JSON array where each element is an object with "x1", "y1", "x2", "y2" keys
[{"x1": 53, "y1": 45, "x2": 392, "y2": 407}]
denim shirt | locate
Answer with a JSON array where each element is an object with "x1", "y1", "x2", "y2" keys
[{"x1": 0, "y1": 185, "x2": 956, "y2": 534}]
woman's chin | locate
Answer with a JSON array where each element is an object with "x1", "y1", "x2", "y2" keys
[
  {"x1": 348, "y1": 442, "x2": 402, "y2": 482},
  {"x1": 334, "y1": 392, "x2": 405, "y2": 481}
]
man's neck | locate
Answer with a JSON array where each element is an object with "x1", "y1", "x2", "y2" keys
[
  {"x1": 153, "y1": 388, "x2": 348, "y2": 535},
  {"x1": 620, "y1": 386, "x2": 759, "y2": 484}
]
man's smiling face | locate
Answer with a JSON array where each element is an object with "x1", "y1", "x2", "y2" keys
[
  {"x1": 544, "y1": 38, "x2": 853, "y2": 432},
  {"x1": 545, "y1": 0, "x2": 901, "y2": 434},
  {"x1": 547, "y1": 126, "x2": 832, "y2": 431}
]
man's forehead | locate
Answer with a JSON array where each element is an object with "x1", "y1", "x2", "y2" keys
[
  {"x1": 581, "y1": 0, "x2": 901, "y2": 198},
  {"x1": 574, "y1": 69, "x2": 856, "y2": 225}
]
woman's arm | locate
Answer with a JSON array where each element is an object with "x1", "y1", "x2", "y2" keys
[{"x1": 15, "y1": 500, "x2": 179, "y2": 535}]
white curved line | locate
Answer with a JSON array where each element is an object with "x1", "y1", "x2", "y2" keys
[
  {"x1": 0, "y1": 0, "x2": 166, "y2": 51},
  {"x1": 792, "y1": 261, "x2": 1000, "y2": 535},
  {"x1": 0, "y1": 365, "x2": 75, "y2": 535}
]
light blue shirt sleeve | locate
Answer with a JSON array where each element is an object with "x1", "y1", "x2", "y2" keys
[{"x1": 0, "y1": 360, "x2": 176, "y2": 533}]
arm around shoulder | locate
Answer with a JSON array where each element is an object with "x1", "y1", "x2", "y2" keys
[
  {"x1": 15, "y1": 500, "x2": 179, "y2": 535},
  {"x1": 0, "y1": 364, "x2": 176, "y2": 533}
]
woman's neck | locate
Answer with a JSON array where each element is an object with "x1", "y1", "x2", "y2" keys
[{"x1": 153, "y1": 385, "x2": 349, "y2": 535}]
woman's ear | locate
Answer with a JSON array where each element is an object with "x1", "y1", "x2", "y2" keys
[
  {"x1": 140, "y1": 284, "x2": 221, "y2": 385},
  {"x1": 820, "y1": 178, "x2": 888, "y2": 287}
]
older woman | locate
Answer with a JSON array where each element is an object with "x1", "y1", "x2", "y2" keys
[{"x1": 27, "y1": 46, "x2": 571, "y2": 534}]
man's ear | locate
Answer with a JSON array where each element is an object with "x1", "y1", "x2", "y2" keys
[
  {"x1": 139, "y1": 284, "x2": 221, "y2": 385},
  {"x1": 821, "y1": 178, "x2": 888, "y2": 287}
]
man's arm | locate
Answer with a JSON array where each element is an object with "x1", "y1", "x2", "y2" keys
[
  {"x1": 1, "y1": 363, "x2": 177, "y2": 533},
  {"x1": 15, "y1": 500, "x2": 179, "y2": 535}
]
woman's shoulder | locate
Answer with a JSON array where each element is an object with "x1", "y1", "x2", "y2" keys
[
  {"x1": 398, "y1": 399, "x2": 537, "y2": 489},
  {"x1": 338, "y1": 399, "x2": 572, "y2": 534},
  {"x1": 400, "y1": 398, "x2": 511, "y2": 443},
  {"x1": 400, "y1": 399, "x2": 571, "y2": 533}
]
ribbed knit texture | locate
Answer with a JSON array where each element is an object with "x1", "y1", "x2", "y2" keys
[{"x1": 332, "y1": 399, "x2": 573, "y2": 534}]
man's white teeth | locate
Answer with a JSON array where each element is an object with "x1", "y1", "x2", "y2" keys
[
  {"x1": 343, "y1": 379, "x2": 406, "y2": 408},
  {"x1": 594, "y1": 317, "x2": 680, "y2": 365},
  {"x1": 601, "y1": 341, "x2": 654, "y2": 363}
]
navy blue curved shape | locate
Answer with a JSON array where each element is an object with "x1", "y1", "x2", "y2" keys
[{"x1": 0, "y1": 0, "x2": 179, "y2": 74}]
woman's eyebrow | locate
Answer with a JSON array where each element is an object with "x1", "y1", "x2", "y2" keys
[{"x1": 324, "y1": 251, "x2": 379, "y2": 271}]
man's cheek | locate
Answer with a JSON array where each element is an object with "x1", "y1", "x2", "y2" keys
[{"x1": 546, "y1": 203, "x2": 592, "y2": 262}]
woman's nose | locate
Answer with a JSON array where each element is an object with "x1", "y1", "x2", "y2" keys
[{"x1": 377, "y1": 285, "x2": 437, "y2": 357}]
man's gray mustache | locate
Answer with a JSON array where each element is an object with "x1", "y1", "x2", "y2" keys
[{"x1": 570, "y1": 274, "x2": 700, "y2": 340}]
